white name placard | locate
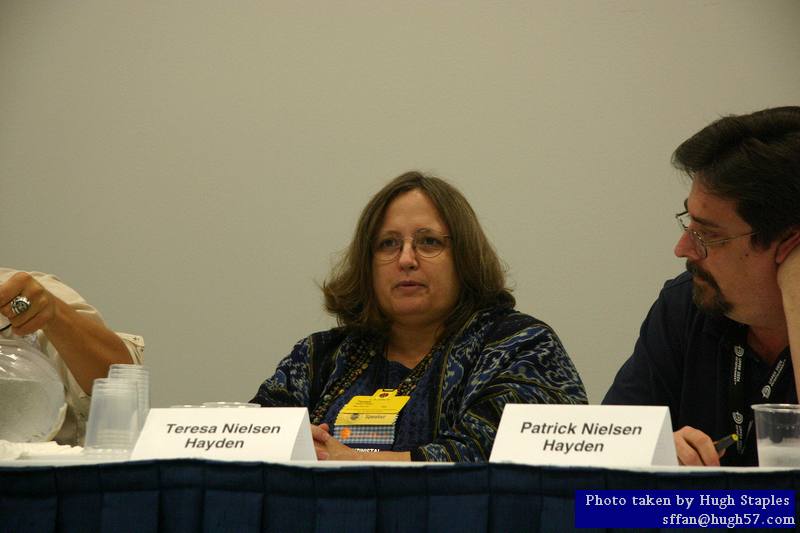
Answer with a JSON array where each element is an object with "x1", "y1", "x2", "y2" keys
[
  {"x1": 489, "y1": 404, "x2": 676, "y2": 466},
  {"x1": 130, "y1": 407, "x2": 315, "y2": 462}
]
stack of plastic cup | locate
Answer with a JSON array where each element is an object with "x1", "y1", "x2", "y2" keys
[
  {"x1": 108, "y1": 364, "x2": 150, "y2": 430},
  {"x1": 83, "y1": 378, "x2": 140, "y2": 457},
  {"x1": 202, "y1": 402, "x2": 260, "y2": 408}
]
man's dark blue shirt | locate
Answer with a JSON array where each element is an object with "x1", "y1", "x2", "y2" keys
[{"x1": 603, "y1": 271, "x2": 796, "y2": 466}]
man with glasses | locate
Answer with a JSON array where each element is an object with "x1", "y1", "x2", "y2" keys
[{"x1": 603, "y1": 107, "x2": 800, "y2": 466}]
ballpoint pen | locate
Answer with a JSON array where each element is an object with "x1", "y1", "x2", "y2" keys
[{"x1": 714, "y1": 433, "x2": 739, "y2": 453}]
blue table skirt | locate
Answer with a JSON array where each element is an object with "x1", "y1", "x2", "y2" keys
[{"x1": 2, "y1": 460, "x2": 799, "y2": 532}]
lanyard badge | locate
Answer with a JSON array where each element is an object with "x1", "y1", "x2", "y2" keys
[
  {"x1": 333, "y1": 389, "x2": 410, "y2": 451},
  {"x1": 729, "y1": 342, "x2": 789, "y2": 455}
]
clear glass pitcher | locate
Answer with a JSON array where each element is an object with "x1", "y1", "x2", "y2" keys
[{"x1": 0, "y1": 338, "x2": 67, "y2": 442}]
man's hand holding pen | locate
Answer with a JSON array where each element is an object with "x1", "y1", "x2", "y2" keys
[{"x1": 673, "y1": 426, "x2": 738, "y2": 466}]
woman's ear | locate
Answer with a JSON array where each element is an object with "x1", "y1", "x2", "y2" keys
[{"x1": 775, "y1": 229, "x2": 800, "y2": 264}]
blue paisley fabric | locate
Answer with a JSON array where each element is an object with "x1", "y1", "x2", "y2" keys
[{"x1": 251, "y1": 305, "x2": 587, "y2": 461}]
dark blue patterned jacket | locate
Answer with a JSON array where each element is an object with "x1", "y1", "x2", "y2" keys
[{"x1": 252, "y1": 306, "x2": 587, "y2": 461}]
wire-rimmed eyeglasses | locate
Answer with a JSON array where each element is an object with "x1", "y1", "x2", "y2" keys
[
  {"x1": 374, "y1": 229, "x2": 450, "y2": 263},
  {"x1": 675, "y1": 210, "x2": 757, "y2": 259}
]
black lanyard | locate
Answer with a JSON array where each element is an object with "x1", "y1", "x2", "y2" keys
[{"x1": 728, "y1": 335, "x2": 790, "y2": 455}]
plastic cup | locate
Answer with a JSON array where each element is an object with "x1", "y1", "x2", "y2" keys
[
  {"x1": 752, "y1": 404, "x2": 800, "y2": 467},
  {"x1": 83, "y1": 378, "x2": 140, "y2": 456},
  {"x1": 108, "y1": 364, "x2": 150, "y2": 430}
]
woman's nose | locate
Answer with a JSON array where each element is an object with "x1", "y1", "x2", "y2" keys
[{"x1": 397, "y1": 241, "x2": 418, "y2": 269}]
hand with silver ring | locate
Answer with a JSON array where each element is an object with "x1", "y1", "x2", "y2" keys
[
  {"x1": 1, "y1": 272, "x2": 58, "y2": 336},
  {"x1": 11, "y1": 295, "x2": 31, "y2": 316}
]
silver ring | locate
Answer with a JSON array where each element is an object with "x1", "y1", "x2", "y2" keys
[{"x1": 10, "y1": 295, "x2": 31, "y2": 316}]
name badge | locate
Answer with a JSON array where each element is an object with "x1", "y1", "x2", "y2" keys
[
  {"x1": 333, "y1": 389, "x2": 410, "y2": 451},
  {"x1": 489, "y1": 404, "x2": 676, "y2": 466},
  {"x1": 130, "y1": 407, "x2": 316, "y2": 462},
  {"x1": 336, "y1": 389, "x2": 410, "y2": 419}
]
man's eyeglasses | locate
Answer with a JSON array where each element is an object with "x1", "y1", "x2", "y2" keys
[
  {"x1": 374, "y1": 229, "x2": 450, "y2": 263},
  {"x1": 675, "y1": 210, "x2": 757, "y2": 259}
]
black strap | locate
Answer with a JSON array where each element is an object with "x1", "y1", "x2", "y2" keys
[{"x1": 728, "y1": 327, "x2": 790, "y2": 455}]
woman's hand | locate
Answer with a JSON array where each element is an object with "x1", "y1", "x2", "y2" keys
[
  {"x1": 311, "y1": 423, "x2": 362, "y2": 461},
  {"x1": 0, "y1": 272, "x2": 60, "y2": 336},
  {"x1": 311, "y1": 423, "x2": 412, "y2": 461},
  {"x1": 0, "y1": 271, "x2": 132, "y2": 393}
]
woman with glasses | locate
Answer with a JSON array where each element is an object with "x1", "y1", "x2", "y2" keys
[{"x1": 251, "y1": 171, "x2": 586, "y2": 461}]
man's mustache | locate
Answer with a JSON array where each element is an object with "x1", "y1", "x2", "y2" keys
[{"x1": 686, "y1": 260, "x2": 718, "y2": 287}]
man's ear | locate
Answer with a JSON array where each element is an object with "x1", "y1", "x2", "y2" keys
[{"x1": 775, "y1": 229, "x2": 800, "y2": 264}]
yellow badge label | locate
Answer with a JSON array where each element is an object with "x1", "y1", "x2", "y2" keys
[
  {"x1": 335, "y1": 389, "x2": 410, "y2": 426},
  {"x1": 335, "y1": 412, "x2": 399, "y2": 426}
]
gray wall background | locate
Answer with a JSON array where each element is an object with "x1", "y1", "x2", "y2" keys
[{"x1": 2, "y1": 1, "x2": 799, "y2": 407}]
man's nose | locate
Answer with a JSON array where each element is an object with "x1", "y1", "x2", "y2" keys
[{"x1": 674, "y1": 231, "x2": 701, "y2": 260}]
